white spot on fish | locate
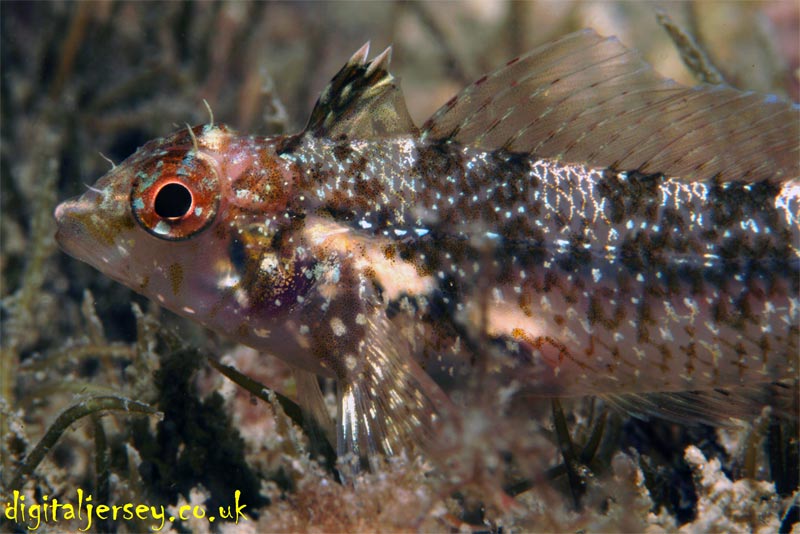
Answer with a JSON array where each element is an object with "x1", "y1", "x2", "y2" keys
[
  {"x1": 330, "y1": 317, "x2": 347, "y2": 336},
  {"x1": 218, "y1": 273, "x2": 240, "y2": 289},
  {"x1": 659, "y1": 326, "x2": 673, "y2": 341},
  {"x1": 260, "y1": 254, "x2": 279, "y2": 273}
]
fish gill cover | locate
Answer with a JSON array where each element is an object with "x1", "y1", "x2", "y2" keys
[{"x1": 2, "y1": 2, "x2": 799, "y2": 532}]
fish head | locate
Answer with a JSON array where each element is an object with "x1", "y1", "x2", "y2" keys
[{"x1": 55, "y1": 124, "x2": 325, "y2": 371}]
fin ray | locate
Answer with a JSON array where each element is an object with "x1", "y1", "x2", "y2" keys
[
  {"x1": 293, "y1": 368, "x2": 336, "y2": 448},
  {"x1": 422, "y1": 29, "x2": 799, "y2": 182},
  {"x1": 304, "y1": 44, "x2": 418, "y2": 140},
  {"x1": 603, "y1": 380, "x2": 799, "y2": 426},
  {"x1": 337, "y1": 309, "x2": 453, "y2": 472}
]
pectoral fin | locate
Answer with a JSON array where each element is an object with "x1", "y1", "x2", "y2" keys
[{"x1": 337, "y1": 309, "x2": 454, "y2": 473}]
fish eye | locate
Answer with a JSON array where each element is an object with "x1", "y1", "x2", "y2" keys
[
  {"x1": 131, "y1": 153, "x2": 220, "y2": 241},
  {"x1": 154, "y1": 182, "x2": 193, "y2": 219}
]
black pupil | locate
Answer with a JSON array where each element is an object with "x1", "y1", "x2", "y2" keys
[{"x1": 154, "y1": 183, "x2": 192, "y2": 218}]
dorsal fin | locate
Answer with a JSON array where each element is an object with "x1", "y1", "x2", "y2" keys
[
  {"x1": 304, "y1": 43, "x2": 418, "y2": 140},
  {"x1": 422, "y1": 29, "x2": 799, "y2": 182}
]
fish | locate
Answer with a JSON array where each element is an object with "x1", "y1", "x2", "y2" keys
[{"x1": 54, "y1": 29, "x2": 799, "y2": 468}]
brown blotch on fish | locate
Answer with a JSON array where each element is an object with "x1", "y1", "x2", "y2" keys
[
  {"x1": 657, "y1": 343, "x2": 673, "y2": 373},
  {"x1": 683, "y1": 342, "x2": 697, "y2": 378},
  {"x1": 353, "y1": 167, "x2": 382, "y2": 202},
  {"x1": 587, "y1": 292, "x2": 624, "y2": 330},
  {"x1": 236, "y1": 323, "x2": 249, "y2": 338},
  {"x1": 333, "y1": 142, "x2": 353, "y2": 163},
  {"x1": 415, "y1": 142, "x2": 466, "y2": 193},
  {"x1": 518, "y1": 292, "x2": 533, "y2": 317},
  {"x1": 167, "y1": 262, "x2": 184, "y2": 295},
  {"x1": 213, "y1": 223, "x2": 228, "y2": 240}
]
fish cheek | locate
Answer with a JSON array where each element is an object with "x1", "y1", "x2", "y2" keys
[
  {"x1": 228, "y1": 230, "x2": 316, "y2": 315},
  {"x1": 125, "y1": 236, "x2": 194, "y2": 302}
]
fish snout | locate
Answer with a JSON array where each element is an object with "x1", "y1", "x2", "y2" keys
[
  {"x1": 53, "y1": 187, "x2": 130, "y2": 263},
  {"x1": 54, "y1": 197, "x2": 89, "y2": 252}
]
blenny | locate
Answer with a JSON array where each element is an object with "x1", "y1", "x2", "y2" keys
[{"x1": 55, "y1": 30, "x2": 799, "y2": 466}]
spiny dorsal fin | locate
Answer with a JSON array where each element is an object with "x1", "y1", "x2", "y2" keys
[
  {"x1": 422, "y1": 29, "x2": 799, "y2": 182},
  {"x1": 305, "y1": 43, "x2": 418, "y2": 140}
]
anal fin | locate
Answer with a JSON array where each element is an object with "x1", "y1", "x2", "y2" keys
[{"x1": 603, "y1": 380, "x2": 799, "y2": 427}]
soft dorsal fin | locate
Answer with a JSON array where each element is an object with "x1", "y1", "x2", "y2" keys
[
  {"x1": 422, "y1": 29, "x2": 799, "y2": 182},
  {"x1": 304, "y1": 43, "x2": 419, "y2": 140}
]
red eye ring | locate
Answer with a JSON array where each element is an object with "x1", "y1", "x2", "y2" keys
[{"x1": 131, "y1": 151, "x2": 220, "y2": 241}]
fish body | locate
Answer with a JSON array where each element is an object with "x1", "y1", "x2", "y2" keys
[
  {"x1": 55, "y1": 31, "x2": 800, "y2": 462},
  {"x1": 289, "y1": 135, "x2": 799, "y2": 398}
]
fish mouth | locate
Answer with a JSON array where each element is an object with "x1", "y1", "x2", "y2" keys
[
  {"x1": 53, "y1": 194, "x2": 121, "y2": 267},
  {"x1": 54, "y1": 197, "x2": 87, "y2": 257}
]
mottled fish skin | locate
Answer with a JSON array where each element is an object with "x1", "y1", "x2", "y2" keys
[
  {"x1": 282, "y1": 136, "x2": 799, "y2": 398},
  {"x1": 55, "y1": 31, "x2": 800, "y2": 463}
]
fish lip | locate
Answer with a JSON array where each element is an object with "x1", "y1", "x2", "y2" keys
[
  {"x1": 54, "y1": 198, "x2": 78, "y2": 231},
  {"x1": 53, "y1": 197, "x2": 96, "y2": 260},
  {"x1": 54, "y1": 199, "x2": 78, "y2": 249}
]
